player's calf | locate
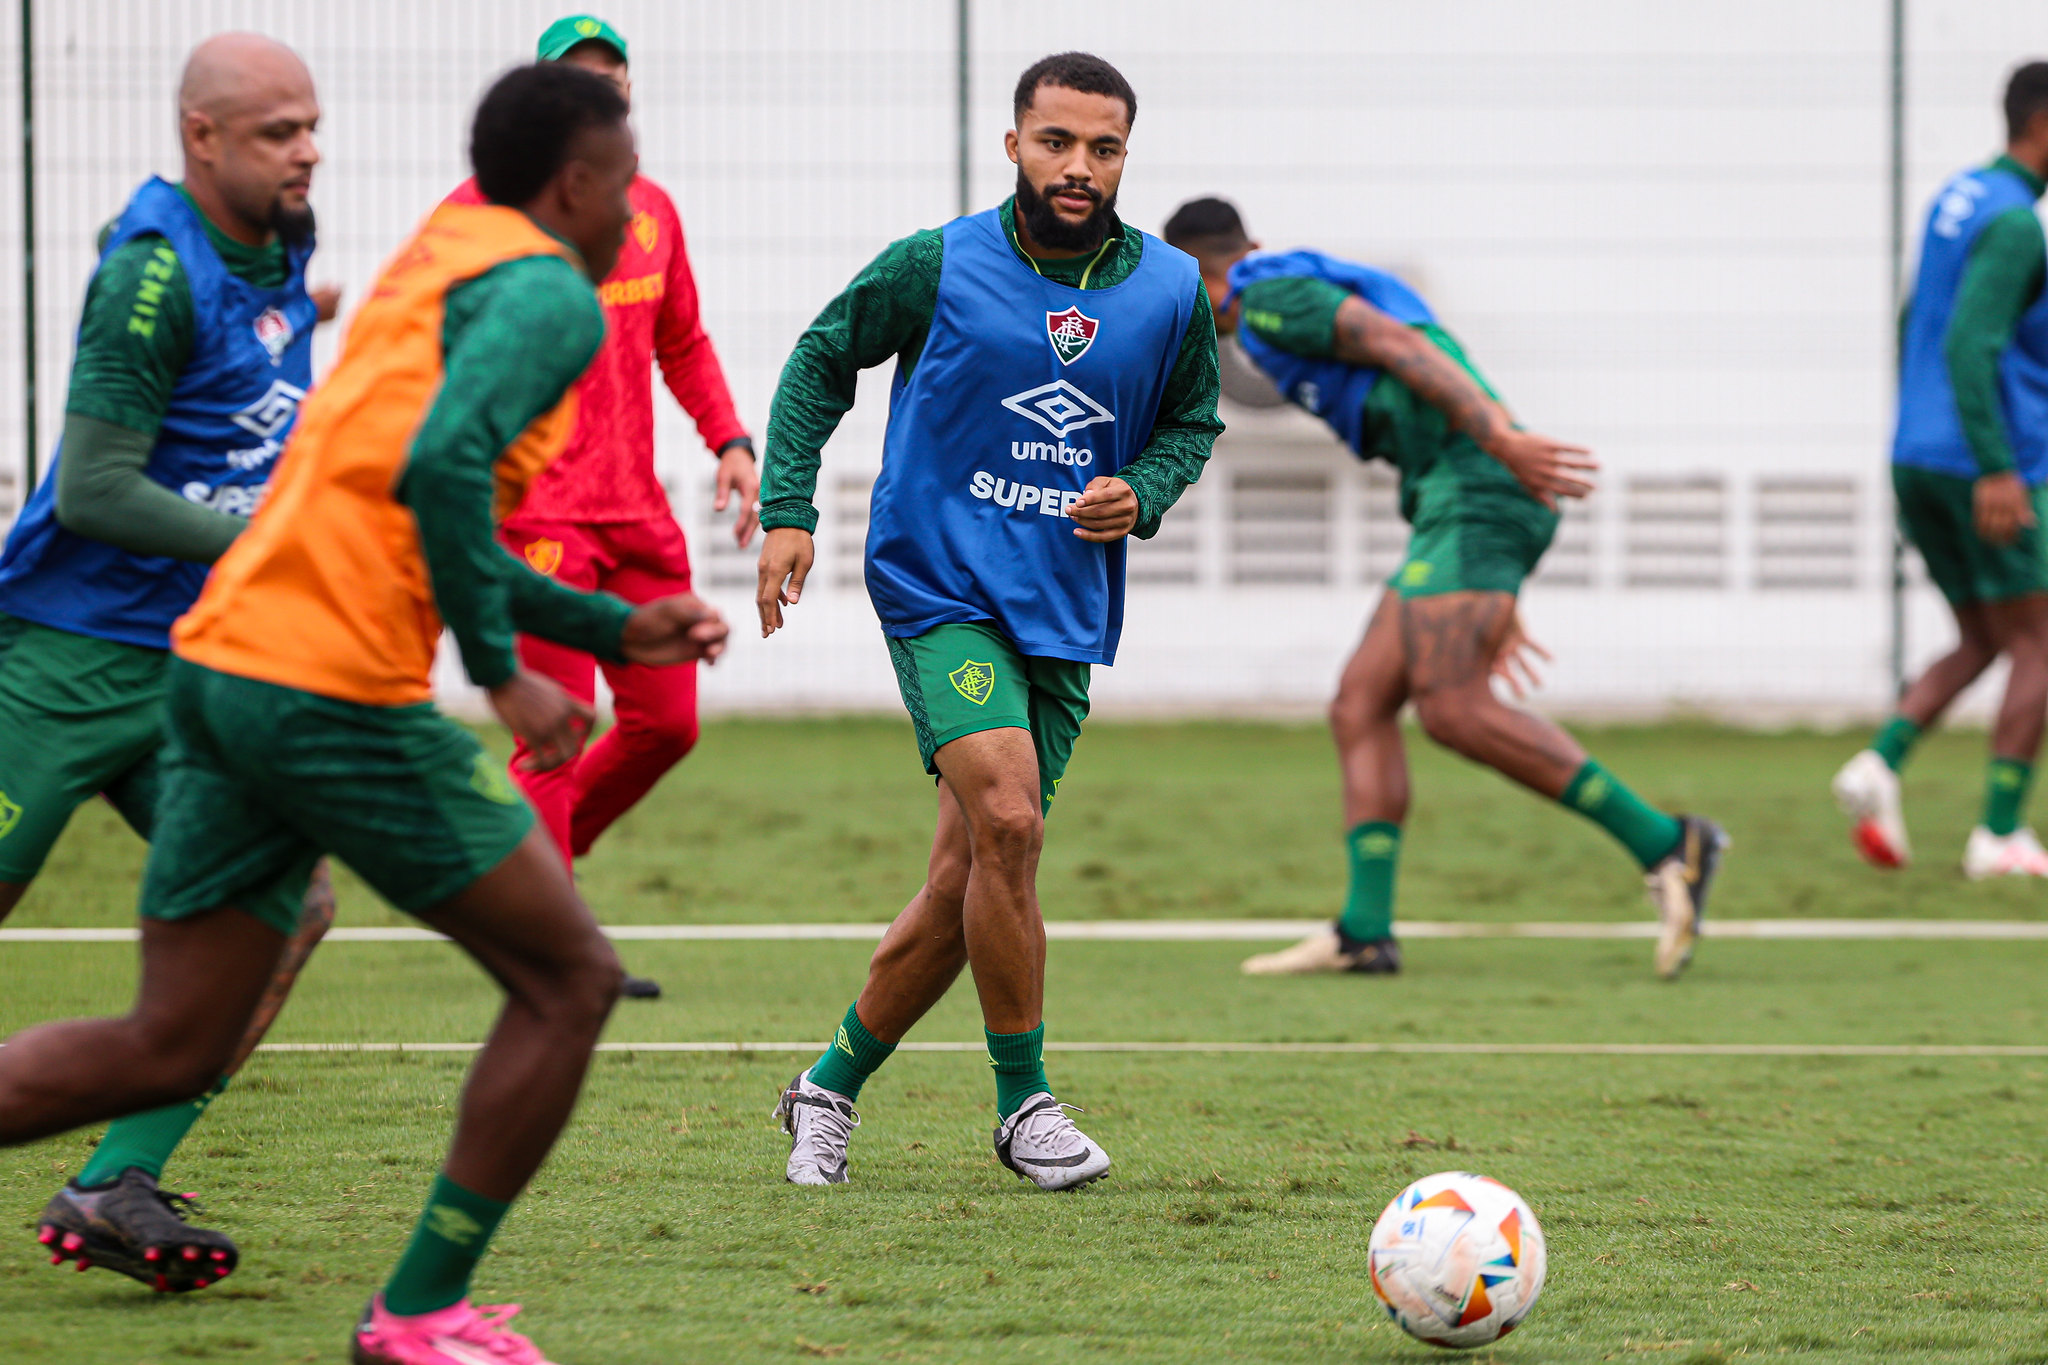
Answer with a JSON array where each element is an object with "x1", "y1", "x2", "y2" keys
[{"x1": 37, "y1": 1168, "x2": 236, "y2": 1292}]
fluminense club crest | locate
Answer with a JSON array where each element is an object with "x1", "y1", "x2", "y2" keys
[
  {"x1": 252, "y1": 307, "x2": 294, "y2": 364},
  {"x1": 1045, "y1": 306, "x2": 1099, "y2": 365}
]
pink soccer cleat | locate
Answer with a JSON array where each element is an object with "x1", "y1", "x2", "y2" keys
[{"x1": 352, "y1": 1295, "x2": 557, "y2": 1364}]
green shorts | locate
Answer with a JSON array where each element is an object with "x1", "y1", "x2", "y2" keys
[
  {"x1": 1894, "y1": 464, "x2": 2048, "y2": 608},
  {"x1": 885, "y1": 621, "x2": 1090, "y2": 816},
  {"x1": 1390, "y1": 455, "x2": 1559, "y2": 599},
  {"x1": 0, "y1": 615, "x2": 168, "y2": 881},
  {"x1": 141, "y1": 660, "x2": 535, "y2": 936}
]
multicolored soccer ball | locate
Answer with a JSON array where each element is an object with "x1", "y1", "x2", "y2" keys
[{"x1": 1367, "y1": 1171, "x2": 1547, "y2": 1349}]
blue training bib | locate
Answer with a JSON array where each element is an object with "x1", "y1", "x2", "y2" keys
[
  {"x1": 1895, "y1": 163, "x2": 2048, "y2": 484},
  {"x1": 864, "y1": 209, "x2": 1199, "y2": 665},
  {"x1": 1227, "y1": 248, "x2": 1435, "y2": 457},
  {"x1": 0, "y1": 177, "x2": 316, "y2": 648}
]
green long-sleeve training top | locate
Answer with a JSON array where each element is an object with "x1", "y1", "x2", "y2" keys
[
  {"x1": 1938, "y1": 154, "x2": 2048, "y2": 477},
  {"x1": 760, "y1": 197, "x2": 1223, "y2": 539}
]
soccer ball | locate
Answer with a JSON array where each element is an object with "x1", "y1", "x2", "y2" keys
[{"x1": 1367, "y1": 1171, "x2": 1547, "y2": 1350}]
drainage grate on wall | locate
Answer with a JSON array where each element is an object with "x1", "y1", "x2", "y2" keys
[
  {"x1": 1624, "y1": 474, "x2": 1726, "y2": 588},
  {"x1": 1754, "y1": 475, "x2": 1857, "y2": 589}
]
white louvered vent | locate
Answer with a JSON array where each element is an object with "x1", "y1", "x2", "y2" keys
[
  {"x1": 1127, "y1": 493, "x2": 1202, "y2": 586},
  {"x1": 695, "y1": 477, "x2": 757, "y2": 589},
  {"x1": 1230, "y1": 467, "x2": 1333, "y2": 585},
  {"x1": 1755, "y1": 476, "x2": 1857, "y2": 589},
  {"x1": 1624, "y1": 475, "x2": 1725, "y2": 588},
  {"x1": 1532, "y1": 497, "x2": 1596, "y2": 588},
  {"x1": 1357, "y1": 463, "x2": 1407, "y2": 584},
  {"x1": 832, "y1": 474, "x2": 872, "y2": 589}
]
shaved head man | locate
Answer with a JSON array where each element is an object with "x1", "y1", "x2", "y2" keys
[{"x1": 0, "y1": 31, "x2": 336, "y2": 1293}]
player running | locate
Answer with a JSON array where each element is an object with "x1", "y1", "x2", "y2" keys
[
  {"x1": 447, "y1": 18, "x2": 755, "y2": 938},
  {"x1": 0, "y1": 64, "x2": 727, "y2": 1365},
  {"x1": 1834, "y1": 63, "x2": 2048, "y2": 879},
  {"x1": 1161, "y1": 198, "x2": 1726, "y2": 981},
  {"x1": 0, "y1": 32, "x2": 340, "y2": 1290},
  {"x1": 757, "y1": 53, "x2": 1220, "y2": 1190}
]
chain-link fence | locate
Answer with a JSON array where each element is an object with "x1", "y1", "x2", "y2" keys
[{"x1": 0, "y1": 1, "x2": 2040, "y2": 717}]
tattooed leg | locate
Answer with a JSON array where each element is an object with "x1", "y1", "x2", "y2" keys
[
  {"x1": 1331, "y1": 595, "x2": 1412, "y2": 826},
  {"x1": 1401, "y1": 591, "x2": 1585, "y2": 798}
]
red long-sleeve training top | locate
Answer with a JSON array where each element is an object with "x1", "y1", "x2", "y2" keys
[{"x1": 446, "y1": 174, "x2": 748, "y2": 523}]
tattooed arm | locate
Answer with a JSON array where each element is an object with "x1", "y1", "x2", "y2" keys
[{"x1": 1330, "y1": 295, "x2": 1596, "y2": 508}]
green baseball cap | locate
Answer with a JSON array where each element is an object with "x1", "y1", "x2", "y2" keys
[{"x1": 537, "y1": 15, "x2": 627, "y2": 64}]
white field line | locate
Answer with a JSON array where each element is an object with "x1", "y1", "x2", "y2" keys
[
  {"x1": 250, "y1": 1040, "x2": 2048, "y2": 1058},
  {"x1": 7, "y1": 919, "x2": 2048, "y2": 944}
]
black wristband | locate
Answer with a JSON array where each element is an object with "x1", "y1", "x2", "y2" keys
[{"x1": 718, "y1": 437, "x2": 756, "y2": 459}]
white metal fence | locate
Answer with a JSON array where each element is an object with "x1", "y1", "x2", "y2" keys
[{"x1": 0, "y1": 1, "x2": 2041, "y2": 717}]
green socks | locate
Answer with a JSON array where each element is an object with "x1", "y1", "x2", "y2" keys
[
  {"x1": 808, "y1": 1002, "x2": 896, "y2": 1101},
  {"x1": 1872, "y1": 715, "x2": 1922, "y2": 773},
  {"x1": 76, "y1": 1076, "x2": 228, "y2": 1188},
  {"x1": 1336, "y1": 821, "x2": 1400, "y2": 943},
  {"x1": 1984, "y1": 757, "x2": 2035, "y2": 836},
  {"x1": 1560, "y1": 759, "x2": 1684, "y2": 870},
  {"x1": 986, "y1": 1023, "x2": 1050, "y2": 1119},
  {"x1": 382, "y1": 1173, "x2": 511, "y2": 1316}
]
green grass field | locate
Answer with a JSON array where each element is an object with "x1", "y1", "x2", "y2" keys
[{"x1": 4, "y1": 719, "x2": 2048, "y2": 1363}]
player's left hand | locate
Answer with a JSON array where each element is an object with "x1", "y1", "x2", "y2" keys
[
  {"x1": 311, "y1": 284, "x2": 343, "y2": 324},
  {"x1": 1491, "y1": 611, "x2": 1551, "y2": 700},
  {"x1": 621, "y1": 593, "x2": 730, "y2": 665},
  {"x1": 1070, "y1": 476, "x2": 1140, "y2": 542},
  {"x1": 1485, "y1": 430, "x2": 1598, "y2": 510},
  {"x1": 715, "y1": 442, "x2": 761, "y2": 547}
]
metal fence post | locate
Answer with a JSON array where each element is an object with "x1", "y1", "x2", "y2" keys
[
  {"x1": 1887, "y1": 0, "x2": 1906, "y2": 699},
  {"x1": 18, "y1": 0, "x2": 34, "y2": 502}
]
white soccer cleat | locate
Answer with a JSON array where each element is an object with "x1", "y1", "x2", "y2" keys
[
  {"x1": 1240, "y1": 928, "x2": 1401, "y2": 976},
  {"x1": 1643, "y1": 815, "x2": 1729, "y2": 981},
  {"x1": 1832, "y1": 749, "x2": 1911, "y2": 869},
  {"x1": 774, "y1": 1069, "x2": 858, "y2": 1186},
  {"x1": 1961, "y1": 826, "x2": 2048, "y2": 880},
  {"x1": 993, "y1": 1094, "x2": 1111, "y2": 1191}
]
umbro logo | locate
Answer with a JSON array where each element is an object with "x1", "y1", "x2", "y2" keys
[
  {"x1": 230, "y1": 379, "x2": 306, "y2": 440},
  {"x1": 1000, "y1": 380, "x2": 1115, "y2": 440}
]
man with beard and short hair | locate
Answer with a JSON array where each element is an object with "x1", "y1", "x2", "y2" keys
[
  {"x1": 756, "y1": 51, "x2": 1221, "y2": 1191},
  {"x1": 0, "y1": 32, "x2": 342, "y2": 1291}
]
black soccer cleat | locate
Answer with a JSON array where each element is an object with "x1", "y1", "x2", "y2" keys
[
  {"x1": 620, "y1": 973, "x2": 662, "y2": 1000},
  {"x1": 1645, "y1": 814, "x2": 1730, "y2": 980},
  {"x1": 37, "y1": 1167, "x2": 238, "y2": 1292}
]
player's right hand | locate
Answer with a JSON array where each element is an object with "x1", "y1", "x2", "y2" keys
[
  {"x1": 622, "y1": 593, "x2": 729, "y2": 665},
  {"x1": 489, "y1": 670, "x2": 594, "y2": 773},
  {"x1": 756, "y1": 527, "x2": 815, "y2": 637},
  {"x1": 1485, "y1": 430, "x2": 1598, "y2": 510},
  {"x1": 1974, "y1": 470, "x2": 2034, "y2": 546}
]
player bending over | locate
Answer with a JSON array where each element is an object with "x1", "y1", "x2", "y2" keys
[
  {"x1": 1162, "y1": 198, "x2": 1726, "y2": 981},
  {"x1": 0, "y1": 32, "x2": 340, "y2": 1290},
  {"x1": 1835, "y1": 62, "x2": 2048, "y2": 878},
  {"x1": 757, "y1": 53, "x2": 1220, "y2": 1189},
  {"x1": 448, "y1": 21, "x2": 757, "y2": 1000},
  {"x1": 0, "y1": 64, "x2": 726, "y2": 1365}
]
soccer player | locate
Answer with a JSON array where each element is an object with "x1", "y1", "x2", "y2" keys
[
  {"x1": 0, "y1": 32, "x2": 340, "y2": 1289},
  {"x1": 1834, "y1": 63, "x2": 2048, "y2": 879},
  {"x1": 1160, "y1": 198, "x2": 1727, "y2": 981},
  {"x1": 756, "y1": 53, "x2": 1220, "y2": 1190},
  {"x1": 448, "y1": 17, "x2": 755, "y2": 905},
  {"x1": 0, "y1": 64, "x2": 727, "y2": 1364}
]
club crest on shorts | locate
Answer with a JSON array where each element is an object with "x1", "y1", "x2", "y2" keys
[
  {"x1": 523, "y1": 537, "x2": 564, "y2": 576},
  {"x1": 949, "y1": 659, "x2": 996, "y2": 706},
  {"x1": 632, "y1": 210, "x2": 658, "y2": 254},
  {"x1": 252, "y1": 308, "x2": 294, "y2": 364},
  {"x1": 0, "y1": 789, "x2": 20, "y2": 841},
  {"x1": 1046, "y1": 306, "x2": 1099, "y2": 365}
]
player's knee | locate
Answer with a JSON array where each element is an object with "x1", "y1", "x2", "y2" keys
[
  {"x1": 1414, "y1": 691, "x2": 1483, "y2": 754},
  {"x1": 542, "y1": 934, "x2": 625, "y2": 1031},
  {"x1": 970, "y1": 796, "x2": 1044, "y2": 864}
]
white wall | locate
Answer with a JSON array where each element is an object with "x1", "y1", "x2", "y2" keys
[{"x1": 1, "y1": 1, "x2": 2042, "y2": 718}]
